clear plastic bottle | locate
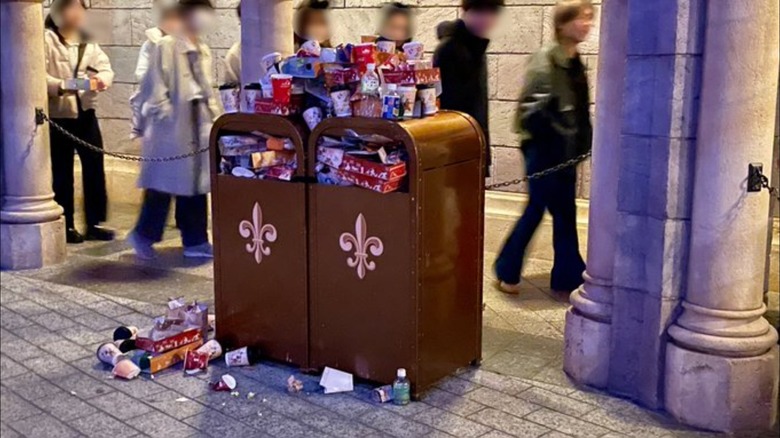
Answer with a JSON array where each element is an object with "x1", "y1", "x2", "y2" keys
[
  {"x1": 392, "y1": 368, "x2": 411, "y2": 405},
  {"x1": 361, "y1": 63, "x2": 381, "y2": 96}
]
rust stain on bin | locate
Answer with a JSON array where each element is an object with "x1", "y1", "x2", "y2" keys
[
  {"x1": 308, "y1": 112, "x2": 485, "y2": 396},
  {"x1": 210, "y1": 114, "x2": 310, "y2": 367}
]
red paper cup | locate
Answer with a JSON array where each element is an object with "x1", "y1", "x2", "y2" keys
[{"x1": 271, "y1": 74, "x2": 292, "y2": 105}]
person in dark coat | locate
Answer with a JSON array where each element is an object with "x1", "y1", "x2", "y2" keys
[
  {"x1": 376, "y1": 2, "x2": 414, "y2": 53},
  {"x1": 434, "y1": 0, "x2": 504, "y2": 176},
  {"x1": 494, "y1": 0, "x2": 595, "y2": 294}
]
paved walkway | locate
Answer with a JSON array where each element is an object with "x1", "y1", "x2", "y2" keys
[{"x1": 1, "y1": 214, "x2": 777, "y2": 437}]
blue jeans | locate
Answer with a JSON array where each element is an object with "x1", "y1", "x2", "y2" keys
[
  {"x1": 133, "y1": 189, "x2": 208, "y2": 248},
  {"x1": 495, "y1": 168, "x2": 585, "y2": 291}
]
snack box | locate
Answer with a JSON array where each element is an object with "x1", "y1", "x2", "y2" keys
[
  {"x1": 136, "y1": 328, "x2": 202, "y2": 354},
  {"x1": 136, "y1": 339, "x2": 204, "y2": 374},
  {"x1": 318, "y1": 147, "x2": 407, "y2": 181},
  {"x1": 323, "y1": 67, "x2": 360, "y2": 88},
  {"x1": 64, "y1": 78, "x2": 98, "y2": 91},
  {"x1": 333, "y1": 167, "x2": 402, "y2": 194},
  {"x1": 383, "y1": 68, "x2": 441, "y2": 85},
  {"x1": 251, "y1": 150, "x2": 297, "y2": 169},
  {"x1": 254, "y1": 94, "x2": 303, "y2": 116}
]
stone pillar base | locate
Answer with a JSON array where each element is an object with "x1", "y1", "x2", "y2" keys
[
  {"x1": 665, "y1": 342, "x2": 779, "y2": 433},
  {"x1": 564, "y1": 307, "x2": 611, "y2": 388},
  {"x1": 1, "y1": 218, "x2": 66, "y2": 270}
]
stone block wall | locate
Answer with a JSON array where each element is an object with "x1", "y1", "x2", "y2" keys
[{"x1": 44, "y1": 0, "x2": 600, "y2": 198}]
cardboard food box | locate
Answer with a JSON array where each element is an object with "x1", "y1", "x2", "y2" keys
[
  {"x1": 64, "y1": 78, "x2": 98, "y2": 91},
  {"x1": 137, "y1": 339, "x2": 204, "y2": 374},
  {"x1": 341, "y1": 154, "x2": 406, "y2": 181},
  {"x1": 334, "y1": 167, "x2": 402, "y2": 194},
  {"x1": 136, "y1": 328, "x2": 202, "y2": 354}
]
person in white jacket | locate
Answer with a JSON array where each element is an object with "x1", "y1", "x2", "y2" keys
[
  {"x1": 44, "y1": 0, "x2": 115, "y2": 244},
  {"x1": 130, "y1": 0, "x2": 181, "y2": 140},
  {"x1": 127, "y1": 0, "x2": 223, "y2": 260},
  {"x1": 223, "y1": 3, "x2": 242, "y2": 84}
]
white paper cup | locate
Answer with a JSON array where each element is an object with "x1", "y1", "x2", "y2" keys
[
  {"x1": 398, "y1": 86, "x2": 417, "y2": 118},
  {"x1": 241, "y1": 88, "x2": 262, "y2": 113},
  {"x1": 225, "y1": 347, "x2": 250, "y2": 367},
  {"x1": 220, "y1": 88, "x2": 239, "y2": 114},
  {"x1": 418, "y1": 87, "x2": 438, "y2": 115},
  {"x1": 303, "y1": 107, "x2": 323, "y2": 130},
  {"x1": 261, "y1": 52, "x2": 282, "y2": 72},
  {"x1": 197, "y1": 339, "x2": 223, "y2": 360},
  {"x1": 300, "y1": 40, "x2": 322, "y2": 57},
  {"x1": 97, "y1": 342, "x2": 124, "y2": 366},
  {"x1": 377, "y1": 40, "x2": 396, "y2": 54},
  {"x1": 402, "y1": 41, "x2": 424, "y2": 60},
  {"x1": 330, "y1": 89, "x2": 353, "y2": 117}
]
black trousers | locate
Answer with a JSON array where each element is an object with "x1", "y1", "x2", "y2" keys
[
  {"x1": 133, "y1": 189, "x2": 208, "y2": 248},
  {"x1": 50, "y1": 108, "x2": 108, "y2": 228},
  {"x1": 495, "y1": 166, "x2": 585, "y2": 291}
]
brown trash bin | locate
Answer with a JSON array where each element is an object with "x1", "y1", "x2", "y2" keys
[
  {"x1": 210, "y1": 114, "x2": 309, "y2": 367},
  {"x1": 308, "y1": 112, "x2": 485, "y2": 397}
]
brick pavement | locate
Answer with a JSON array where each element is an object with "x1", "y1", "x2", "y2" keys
[{"x1": 0, "y1": 233, "x2": 775, "y2": 438}]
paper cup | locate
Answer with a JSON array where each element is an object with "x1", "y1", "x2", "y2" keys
[
  {"x1": 261, "y1": 52, "x2": 282, "y2": 72},
  {"x1": 319, "y1": 367, "x2": 354, "y2": 394},
  {"x1": 112, "y1": 358, "x2": 141, "y2": 380},
  {"x1": 241, "y1": 85, "x2": 262, "y2": 113},
  {"x1": 211, "y1": 374, "x2": 237, "y2": 391},
  {"x1": 377, "y1": 40, "x2": 396, "y2": 54},
  {"x1": 398, "y1": 86, "x2": 417, "y2": 118},
  {"x1": 225, "y1": 347, "x2": 250, "y2": 367},
  {"x1": 112, "y1": 326, "x2": 139, "y2": 341},
  {"x1": 97, "y1": 342, "x2": 124, "y2": 366},
  {"x1": 219, "y1": 87, "x2": 239, "y2": 114},
  {"x1": 303, "y1": 106, "x2": 323, "y2": 130},
  {"x1": 330, "y1": 89, "x2": 353, "y2": 117},
  {"x1": 196, "y1": 339, "x2": 223, "y2": 360},
  {"x1": 271, "y1": 74, "x2": 292, "y2": 105},
  {"x1": 402, "y1": 41, "x2": 424, "y2": 60},
  {"x1": 418, "y1": 86, "x2": 438, "y2": 115},
  {"x1": 300, "y1": 40, "x2": 322, "y2": 57},
  {"x1": 183, "y1": 350, "x2": 210, "y2": 375}
]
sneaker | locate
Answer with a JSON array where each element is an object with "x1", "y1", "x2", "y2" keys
[
  {"x1": 183, "y1": 242, "x2": 213, "y2": 258},
  {"x1": 498, "y1": 281, "x2": 522, "y2": 295},
  {"x1": 66, "y1": 228, "x2": 84, "y2": 244},
  {"x1": 127, "y1": 231, "x2": 158, "y2": 260},
  {"x1": 85, "y1": 226, "x2": 115, "y2": 241}
]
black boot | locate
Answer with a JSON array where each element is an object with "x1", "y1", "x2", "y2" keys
[
  {"x1": 85, "y1": 226, "x2": 115, "y2": 241},
  {"x1": 66, "y1": 228, "x2": 85, "y2": 244}
]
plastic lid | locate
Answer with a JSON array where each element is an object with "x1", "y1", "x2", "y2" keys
[
  {"x1": 387, "y1": 84, "x2": 397, "y2": 91},
  {"x1": 397, "y1": 368, "x2": 407, "y2": 378}
]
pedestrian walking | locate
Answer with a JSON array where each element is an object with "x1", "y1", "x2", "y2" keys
[
  {"x1": 494, "y1": 0, "x2": 594, "y2": 294},
  {"x1": 127, "y1": 0, "x2": 223, "y2": 260},
  {"x1": 376, "y1": 2, "x2": 414, "y2": 53},
  {"x1": 294, "y1": 0, "x2": 332, "y2": 51},
  {"x1": 434, "y1": 0, "x2": 504, "y2": 176},
  {"x1": 44, "y1": 0, "x2": 115, "y2": 244},
  {"x1": 130, "y1": 0, "x2": 181, "y2": 140},
  {"x1": 223, "y1": 2, "x2": 242, "y2": 84}
]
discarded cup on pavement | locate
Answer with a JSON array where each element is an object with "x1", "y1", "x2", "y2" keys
[
  {"x1": 225, "y1": 346, "x2": 258, "y2": 367},
  {"x1": 320, "y1": 367, "x2": 354, "y2": 394},
  {"x1": 112, "y1": 358, "x2": 141, "y2": 380},
  {"x1": 97, "y1": 342, "x2": 125, "y2": 366},
  {"x1": 183, "y1": 350, "x2": 210, "y2": 375},
  {"x1": 196, "y1": 339, "x2": 223, "y2": 360},
  {"x1": 113, "y1": 326, "x2": 139, "y2": 341},
  {"x1": 211, "y1": 374, "x2": 237, "y2": 392},
  {"x1": 372, "y1": 385, "x2": 394, "y2": 403},
  {"x1": 114, "y1": 338, "x2": 137, "y2": 353}
]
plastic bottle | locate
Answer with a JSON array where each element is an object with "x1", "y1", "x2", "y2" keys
[
  {"x1": 392, "y1": 368, "x2": 411, "y2": 405},
  {"x1": 382, "y1": 84, "x2": 401, "y2": 120},
  {"x1": 361, "y1": 63, "x2": 381, "y2": 96}
]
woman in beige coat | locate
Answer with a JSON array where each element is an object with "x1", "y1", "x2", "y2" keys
[
  {"x1": 127, "y1": 0, "x2": 223, "y2": 260},
  {"x1": 45, "y1": 0, "x2": 115, "y2": 243}
]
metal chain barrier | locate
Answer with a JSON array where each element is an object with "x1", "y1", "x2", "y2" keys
[
  {"x1": 757, "y1": 171, "x2": 780, "y2": 202},
  {"x1": 485, "y1": 150, "x2": 592, "y2": 189},
  {"x1": 35, "y1": 108, "x2": 209, "y2": 163}
]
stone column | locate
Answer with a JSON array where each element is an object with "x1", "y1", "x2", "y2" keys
[
  {"x1": 240, "y1": 0, "x2": 294, "y2": 86},
  {"x1": 665, "y1": 0, "x2": 780, "y2": 433},
  {"x1": 0, "y1": 0, "x2": 66, "y2": 270},
  {"x1": 564, "y1": 0, "x2": 628, "y2": 388}
]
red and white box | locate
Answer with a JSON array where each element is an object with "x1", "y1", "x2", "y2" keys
[
  {"x1": 333, "y1": 167, "x2": 402, "y2": 194},
  {"x1": 136, "y1": 328, "x2": 203, "y2": 354}
]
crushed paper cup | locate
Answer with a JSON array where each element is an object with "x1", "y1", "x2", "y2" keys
[
  {"x1": 211, "y1": 374, "x2": 237, "y2": 392},
  {"x1": 287, "y1": 375, "x2": 304, "y2": 393},
  {"x1": 183, "y1": 350, "x2": 210, "y2": 375},
  {"x1": 112, "y1": 358, "x2": 141, "y2": 380},
  {"x1": 320, "y1": 367, "x2": 354, "y2": 394}
]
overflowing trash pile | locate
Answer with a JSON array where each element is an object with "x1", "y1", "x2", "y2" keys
[
  {"x1": 219, "y1": 39, "x2": 440, "y2": 127},
  {"x1": 94, "y1": 298, "x2": 412, "y2": 405},
  {"x1": 316, "y1": 131, "x2": 407, "y2": 193},
  {"x1": 218, "y1": 131, "x2": 298, "y2": 181}
]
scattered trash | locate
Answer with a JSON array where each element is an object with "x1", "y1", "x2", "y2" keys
[
  {"x1": 129, "y1": 340, "x2": 204, "y2": 374},
  {"x1": 392, "y1": 368, "x2": 410, "y2": 406},
  {"x1": 320, "y1": 367, "x2": 354, "y2": 394},
  {"x1": 230, "y1": 391, "x2": 240, "y2": 397},
  {"x1": 247, "y1": 392, "x2": 256, "y2": 400},
  {"x1": 96, "y1": 342, "x2": 125, "y2": 366},
  {"x1": 114, "y1": 338, "x2": 137, "y2": 353},
  {"x1": 287, "y1": 375, "x2": 304, "y2": 393},
  {"x1": 112, "y1": 358, "x2": 141, "y2": 380},
  {"x1": 371, "y1": 385, "x2": 394, "y2": 403},
  {"x1": 113, "y1": 325, "x2": 139, "y2": 341},
  {"x1": 225, "y1": 346, "x2": 259, "y2": 367},
  {"x1": 211, "y1": 374, "x2": 237, "y2": 392},
  {"x1": 69, "y1": 391, "x2": 78, "y2": 396},
  {"x1": 176, "y1": 397, "x2": 189, "y2": 402},
  {"x1": 183, "y1": 349, "x2": 210, "y2": 375},
  {"x1": 207, "y1": 314, "x2": 216, "y2": 332},
  {"x1": 196, "y1": 339, "x2": 223, "y2": 360}
]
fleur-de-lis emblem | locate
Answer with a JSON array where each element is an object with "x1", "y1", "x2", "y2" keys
[
  {"x1": 239, "y1": 202, "x2": 278, "y2": 264},
  {"x1": 339, "y1": 213, "x2": 384, "y2": 280}
]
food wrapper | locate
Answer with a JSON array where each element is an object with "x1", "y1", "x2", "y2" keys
[
  {"x1": 251, "y1": 151, "x2": 296, "y2": 169},
  {"x1": 317, "y1": 147, "x2": 345, "y2": 169},
  {"x1": 327, "y1": 166, "x2": 402, "y2": 194},
  {"x1": 261, "y1": 166, "x2": 295, "y2": 181},
  {"x1": 287, "y1": 375, "x2": 304, "y2": 393},
  {"x1": 184, "y1": 302, "x2": 209, "y2": 341}
]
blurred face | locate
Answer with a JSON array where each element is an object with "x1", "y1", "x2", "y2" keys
[
  {"x1": 382, "y1": 13, "x2": 410, "y2": 42},
  {"x1": 183, "y1": 8, "x2": 215, "y2": 35},
  {"x1": 160, "y1": 13, "x2": 182, "y2": 35},
  {"x1": 306, "y1": 10, "x2": 330, "y2": 43},
  {"x1": 462, "y1": 9, "x2": 501, "y2": 39},
  {"x1": 559, "y1": 7, "x2": 594, "y2": 44},
  {"x1": 60, "y1": 1, "x2": 86, "y2": 30}
]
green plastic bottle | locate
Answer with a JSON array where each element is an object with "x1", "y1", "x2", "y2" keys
[{"x1": 392, "y1": 368, "x2": 410, "y2": 406}]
